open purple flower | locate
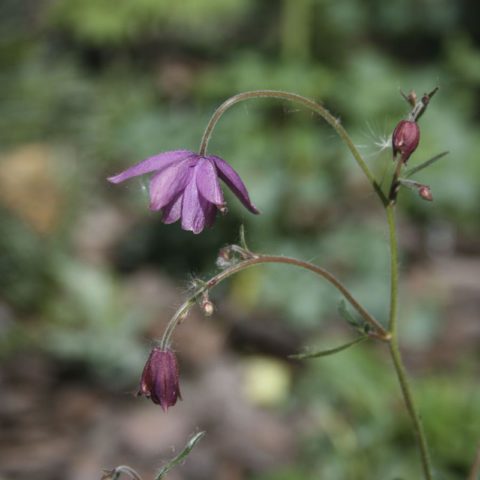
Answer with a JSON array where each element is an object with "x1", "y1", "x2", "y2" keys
[{"x1": 108, "y1": 150, "x2": 259, "y2": 234}]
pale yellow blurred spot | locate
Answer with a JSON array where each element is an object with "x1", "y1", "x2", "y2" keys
[
  {"x1": 242, "y1": 356, "x2": 291, "y2": 407},
  {"x1": 230, "y1": 268, "x2": 263, "y2": 310},
  {"x1": 0, "y1": 144, "x2": 62, "y2": 234}
]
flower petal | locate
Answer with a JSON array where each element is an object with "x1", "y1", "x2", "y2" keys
[
  {"x1": 107, "y1": 150, "x2": 194, "y2": 184},
  {"x1": 162, "y1": 193, "x2": 183, "y2": 224},
  {"x1": 149, "y1": 159, "x2": 193, "y2": 211},
  {"x1": 181, "y1": 174, "x2": 212, "y2": 234},
  {"x1": 209, "y1": 155, "x2": 259, "y2": 214},
  {"x1": 195, "y1": 158, "x2": 225, "y2": 206},
  {"x1": 202, "y1": 198, "x2": 217, "y2": 228}
]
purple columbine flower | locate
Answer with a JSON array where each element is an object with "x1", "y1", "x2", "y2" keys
[
  {"x1": 138, "y1": 347, "x2": 181, "y2": 411},
  {"x1": 108, "y1": 150, "x2": 259, "y2": 234}
]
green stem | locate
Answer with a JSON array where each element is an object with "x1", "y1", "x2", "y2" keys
[
  {"x1": 386, "y1": 203, "x2": 433, "y2": 480},
  {"x1": 161, "y1": 254, "x2": 389, "y2": 348},
  {"x1": 389, "y1": 340, "x2": 433, "y2": 480},
  {"x1": 386, "y1": 205, "x2": 399, "y2": 334},
  {"x1": 198, "y1": 90, "x2": 388, "y2": 206},
  {"x1": 388, "y1": 155, "x2": 404, "y2": 203}
]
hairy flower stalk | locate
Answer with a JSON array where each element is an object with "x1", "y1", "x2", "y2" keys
[
  {"x1": 198, "y1": 90, "x2": 389, "y2": 206},
  {"x1": 160, "y1": 252, "x2": 390, "y2": 350}
]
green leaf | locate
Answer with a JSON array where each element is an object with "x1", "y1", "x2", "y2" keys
[
  {"x1": 338, "y1": 299, "x2": 361, "y2": 328},
  {"x1": 405, "y1": 151, "x2": 449, "y2": 178},
  {"x1": 289, "y1": 335, "x2": 368, "y2": 360},
  {"x1": 101, "y1": 466, "x2": 142, "y2": 480},
  {"x1": 154, "y1": 431, "x2": 206, "y2": 480}
]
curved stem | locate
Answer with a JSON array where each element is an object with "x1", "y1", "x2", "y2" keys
[
  {"x1": 198, "y1": 90, "x2": 388, "y2": 206},
  {"x1": 161, "y1": 254, "x2": 389, "y2": 348},
  {"x1": 386, "y1": 203, "x2": 433, "y2": 480}
]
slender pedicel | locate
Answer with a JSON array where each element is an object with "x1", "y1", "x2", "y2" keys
[
  {"x1": 160, "y1": 253, "x2": 389, "y2": 349},
  {"x1": 198, "y1": 90, "x2": 388, "y2": 206}
]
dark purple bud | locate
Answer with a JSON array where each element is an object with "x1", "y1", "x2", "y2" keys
[
  {"x1": 418, "y1": 185, "x2": 433, "y2": 201},
  {"x1": 392, "y1": 120, "x2": 420, "y2": 163},
  {"x1": 138, "y1": 347, "x2": 181, "y2": 411}
]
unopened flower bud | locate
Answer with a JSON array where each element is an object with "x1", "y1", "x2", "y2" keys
[
  {"x1": 418, "y1": 185, "x2": 433, "y2": 201},
  {"x1": 216, "y1": 246, "x2": 233, "y2": 269},
  {"x1": 138, "y1": 347, "x2": 181, "y2": 411},
  {"x1": 392, "y1": 120, "x2": 420, "y2": 163},
  {"x1": 200, "y1": 291, "x2": 215, "y2": 316},
  {"x1": 201, "y1": 299, "x2": 215, "y2": 316}
]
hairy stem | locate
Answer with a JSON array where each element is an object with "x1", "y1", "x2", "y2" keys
[
  {"x1": 386, "y1": 205, "x2": 399, "y2": 334},
  {"x1": 389, "y1": 340, "x2": 433, "y2": 480},
  {"x1": 386, "y1": 203, "x2": 433, "y2": 480},
  {"x1": 198, "y1": 90, "x2": 388, "y2": 206},
  {"x1": 388, "y1": 155, "x2": 404, "y2": 203},
  {"x1": 161, "y1": 254, "x2": 389, "y2": 348}
]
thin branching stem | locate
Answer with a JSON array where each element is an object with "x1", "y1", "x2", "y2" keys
[{"x1": 160, "y1": 254, "x2": 389, "y2": 348}]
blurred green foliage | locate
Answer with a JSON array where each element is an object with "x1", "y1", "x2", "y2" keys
[
  {"x1": 1, "y1": 0, "x2": 479, "y2": 478},
  {"x1": 48, "y1": 0, "x2": 254, "y2": 45},
  {"x1": 257, "y1": 343, "x2": 480, "y2": 480}
]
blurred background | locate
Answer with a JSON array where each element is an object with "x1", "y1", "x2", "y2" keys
[{"x1": 1, "y1": 0, "x2": 479, "y2": 479}]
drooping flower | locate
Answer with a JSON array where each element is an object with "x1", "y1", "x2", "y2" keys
[
  {"x1": 108, "y1": 150, "x2": 259, "y2": 234},
  {"x1": 138, "y1": 347, "x2": 181, "y2": 411},
  {"x1": 392, "y1": 120, "x2": 420, "y2": 163}
]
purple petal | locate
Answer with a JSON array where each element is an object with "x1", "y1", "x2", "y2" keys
[
  {"x1": 149, "y1": 159, "x2": 193, "y2": 211},
  {"x1": 195, "y1": 158, "x2": 225, "y2": 206},
  {"x1": 209, "y1": 155, "x2": 259, "y2": 214},
  {"x1": 107, "y1": 150, "x2": 195, "y2": 184},
  {"x1": 181, "y1": 174, "x2": 214, "y2": 234},
  {"x1": 202, "y1": 198, "x2": 217, "y2": 228},
  {"x1": 162, "y1": 193, "x2": 183, "y2": 224}
]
